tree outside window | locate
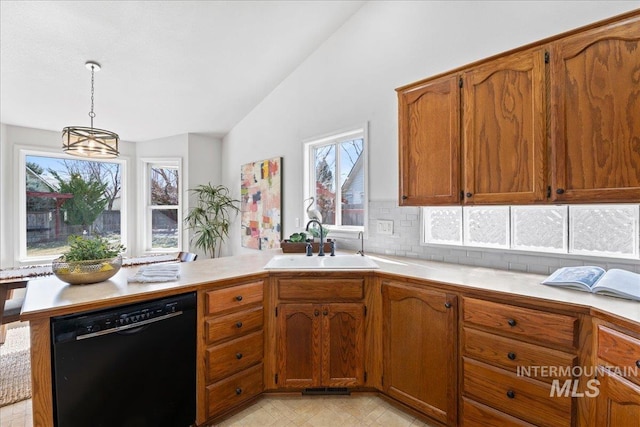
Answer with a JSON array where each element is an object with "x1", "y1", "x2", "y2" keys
[
  {"x1": 306, "y1": 127, "x2": 367, "y2": 233},
  {"x1": 148, "y1": 165, "x2": 180, "y2": 249},
  {"x1": 24, "y1": 154, "x2": 123, "y2": 258}
]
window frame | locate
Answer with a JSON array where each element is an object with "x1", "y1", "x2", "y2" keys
[
  {"x1": 140, "y1": 157, "x2": 182, "y2": 253},
  {"x1": 303, "y1": 124, "x2": 368, "y2": 238},
  {"x1": 17, "y1": 146, "x2": 128, "y2": 263}
]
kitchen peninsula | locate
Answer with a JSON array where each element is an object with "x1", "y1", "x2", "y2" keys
[{"x1": 20, "y1": 251, "x2": 640, "y2": 426}]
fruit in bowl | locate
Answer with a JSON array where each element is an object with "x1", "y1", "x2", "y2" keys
[{"x1": 52, "y1": 235, "x2": 125, "y2": 285}]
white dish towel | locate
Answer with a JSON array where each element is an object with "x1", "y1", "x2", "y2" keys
[{"x1": 128, "y1": 263, "x2": 180, "y2": 283}]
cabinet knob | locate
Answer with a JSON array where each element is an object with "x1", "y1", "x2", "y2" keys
[
  {"x1": 236, "y1": 353, "x2": 243, "y2": 360},
  {"x1": 556, "y1": 188, "x2": 565, "y2": 194},
  {"x1": 314, "y1": 309, "x2": 320, "y2": 317},
  {"x1": 636, "y1": 360, "x2": 640, "y2": 368},
  {"x1": 235, "y1": 295, "x2": 243, "y2": 301},
  {"x1": 323, "y1": 310, "x2": 329, "y2": 316},
  {"x1": 506, "y1": 390, "x2": 515, "y2": 399},
  {"x1": 236, "y1": 321, "x2": 243, "y2": 328},
  {"x1": 402, "y1": 195, "x2": 408, "y2": 200},
  {"x1": 507, "y1": 352, "x2": 517, "y2": 360},
  {"x1": 507, "y1": 318, "x2": 517, "y2": 327},
  {"x1": 235, "y1": 388, "x2": 243, "y2": 395},
  {"x1": 444, "y1": 302, "x2": 452, "y2": 309},
  {"x1": 466, "y1": 192, "x2": 473, "y2": 198}
]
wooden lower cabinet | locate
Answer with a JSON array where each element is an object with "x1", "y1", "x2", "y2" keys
[
  {"x1": 276, "y1": 302, "x2": 365, "y2": 388},
  {"x1": 594, "y1": 324, "x2": 640, "y2": 426},
  {"x1": 198, "y1": 279, "x2": 265, "y2": 425},
  {"x1": 460, "y1": 297, "x2": 579, "y2": 427},
  {"x1": 463, "y1": 358, "x2": 571, "y2": 427},
  {"x1": 205, "y1": 363, "x2": 264, "y2": 417},
  {"x1": 595, "y1": 369, "x2": 640, "y2": 426},
  {"x1": 381, "y1": 280, "x2": 457, "y2": 426},
  {"x1": 462, "y1": 397, "x2": 536, "y2": 427}
]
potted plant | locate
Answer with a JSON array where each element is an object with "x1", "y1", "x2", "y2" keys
[
  {"x1": 280, "y1": 227, "x2": 335, "y2": 254},
  {"x1": 184, "y1": 183, "x2": 240, "y2": 258},
  {"x1": 52, "y1": 235, "x2": 125, "y2": 285}
]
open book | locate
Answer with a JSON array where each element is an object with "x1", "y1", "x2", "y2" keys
[{"x1": 542, "y1": 266, "x2": 640, "y2": 302}]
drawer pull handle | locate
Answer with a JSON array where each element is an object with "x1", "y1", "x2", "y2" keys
[
  {"x1": 636, "y1": 360, "x2": 640, "y2": 369},
  {"x1": 323, "y1": 310, "x2": 329, "y2": 316},
  {"x1": 236, "y1": 353, "x2": 243, "y2": 360},
  {"x1": 235, "y1": 295, "x2": 243, "y2": 301},
  {"x1": 236, "y1": 321, "x2": 243, "y2": 328},
  {"x1": 507, "y1": 352, "x2": 516, "y2": 360},
  {"x1": 506, "y1": 390, "x2": 515, "y2": 399},
  {"x1": 444, "y1": 302, "x2": 452, "y2": 308},
  {"x1": 507, "y1": 319, "x2": 517, "y2": 327},
  {"x1": 314, "y1": 309, "x2": 320, "y2": 317},
  {"x1": 235, "y1": 388, "x2": 243, "y2": 395}
]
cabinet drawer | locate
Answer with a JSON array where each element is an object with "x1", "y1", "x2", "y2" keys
[
  {"x1": 277, "y1": 278, "x2": 364, "y2": 300},
  {"x1": 463, "y1": 297, "x2": 578, "y2": 349},
  {"x1": 462, "y1": 397, "x2": 536, "y2": 427},
  {"x1": 205, "y1": 281, "x2": 263, "y2": 315},
  {"x1": 597, "y1": 326, "x2": 640, "y2": 386},
  {"x1": 463, "y1": 358, "x2": 572, "y2": 427},
  {"x1": 463, "y1": 328, "x2": 577, "y2": 383},
  {"x1": 206, "y1": 363, "x2": 263, "y2": 418},
  {"x1": 205, "y1": 306, "x2": 263, "y2": 345},
  {"x1": 206, "y1": 330, "x2": 264, "y2": 382}
]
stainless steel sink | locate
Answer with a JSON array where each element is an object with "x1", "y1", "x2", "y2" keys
[{"x1": 264, "y1": 254, "x2": 379, "y2": 270}]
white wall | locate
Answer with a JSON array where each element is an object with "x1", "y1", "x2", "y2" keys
[
  {"x1": 221, "y1": 1, "x2": 639, "y2": 256},
  {"x1": 186, "y1": 134, "x2": 223, "y2": 257}
]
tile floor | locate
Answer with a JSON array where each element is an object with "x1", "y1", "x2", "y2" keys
[{"x1": 1, "y1": 394, "x2": 434, "y2": 427}]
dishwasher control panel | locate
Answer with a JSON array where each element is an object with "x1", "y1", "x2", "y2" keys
[{"x1": 51, "y1": 293, "x2": 193, "y2": 342}]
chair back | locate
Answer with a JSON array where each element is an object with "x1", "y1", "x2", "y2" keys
[{"x1": 177, "y1": 252, "x2": 198, "y2": 262}]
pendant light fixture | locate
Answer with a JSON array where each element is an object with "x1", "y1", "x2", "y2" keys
[{"x1": 62, "y1": 61, "x2": 119, "y2": 158}]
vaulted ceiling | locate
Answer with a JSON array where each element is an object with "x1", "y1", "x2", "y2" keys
[{"x1": 0, "y1": 1, "x2": 365, "y2": 142}]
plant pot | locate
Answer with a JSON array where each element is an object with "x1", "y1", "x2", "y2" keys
[
  {"x1": 280, "y1": 239, "x2": 334, "y2": 254},
  {"x1": 52, "y1": 255, "x2": 122, "y2": 285}
]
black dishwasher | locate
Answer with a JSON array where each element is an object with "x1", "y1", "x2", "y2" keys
[{"x1": 51, "y1": 292, "x2": 196, "y2": 427}]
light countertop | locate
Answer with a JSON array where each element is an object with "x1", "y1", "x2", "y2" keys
[{"x1": 20, "y1": 250, "x2": 640, "y2": 325}]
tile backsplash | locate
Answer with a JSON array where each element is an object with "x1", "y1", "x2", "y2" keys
[{"x1": 337, "y1": 200, "x2": 640, "y2": 275}]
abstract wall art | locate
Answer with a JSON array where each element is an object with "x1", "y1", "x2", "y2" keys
[{"x1": 240, "y1": 157, "x2": 282, "y2": 249}]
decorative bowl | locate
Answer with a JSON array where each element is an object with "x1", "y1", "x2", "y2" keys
[{"x1": 52, "y1": 255, "x2": 122, "y2": 285}]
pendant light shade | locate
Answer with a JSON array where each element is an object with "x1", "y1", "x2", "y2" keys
[{"x1": 62, "y1": 61, "x2": 119, "y2": 158}]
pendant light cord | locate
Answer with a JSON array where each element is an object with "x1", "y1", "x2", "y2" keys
[{"x1": 89, "y1": 64, "x2": 96, "y2": 128}]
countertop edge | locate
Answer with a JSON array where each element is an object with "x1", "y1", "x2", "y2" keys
[{"x1": 19, "y1": 251, "x2": 640, "y2": 327}]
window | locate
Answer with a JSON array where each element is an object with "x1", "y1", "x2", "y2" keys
[
  {"x1": 142, "y1": 159, "x2": 181, "y2": 252},
  {"x1": 19, "y1": 149, "x2": 126, "y2": 262},
  {"x1": 422, "y1": 204, "x2": 640, "y2": 260},
  {"x1": 304, "y1": 126, "x2": 367, "y2": 236}
]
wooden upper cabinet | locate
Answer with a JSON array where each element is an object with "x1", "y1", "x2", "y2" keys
[
  {"x1": 550, "y1": 14, "x2": 640, "y2": 202},
  {"x1": 462, "y1": 47, "x2": 547, "y2": 204},
  {"x1": 398, "y1": 74, "x2": 461, "y2": 205}
]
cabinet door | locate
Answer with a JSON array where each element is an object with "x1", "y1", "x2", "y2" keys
[
  {"x1": 550, "y1": 15, "x2": 640, "y2": 202},
  {"x1": 321, "y1": 303, "x2": 365, "y2": 387},
  {"x1": 276, "y1": 304, "x2": 321, "y2": 388},
  {"x1": 595, "y1": 369, "x2": 640, "y2": 427},
  {"x1": 462, "y1": 47, "x2": 547, "y2": 204},
  {"x1": 398, "y1": 74, "x2": 461, "y2": 205},
  {"x1": 382, "y1": 281, "x2": 457, "y2": 425}
]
